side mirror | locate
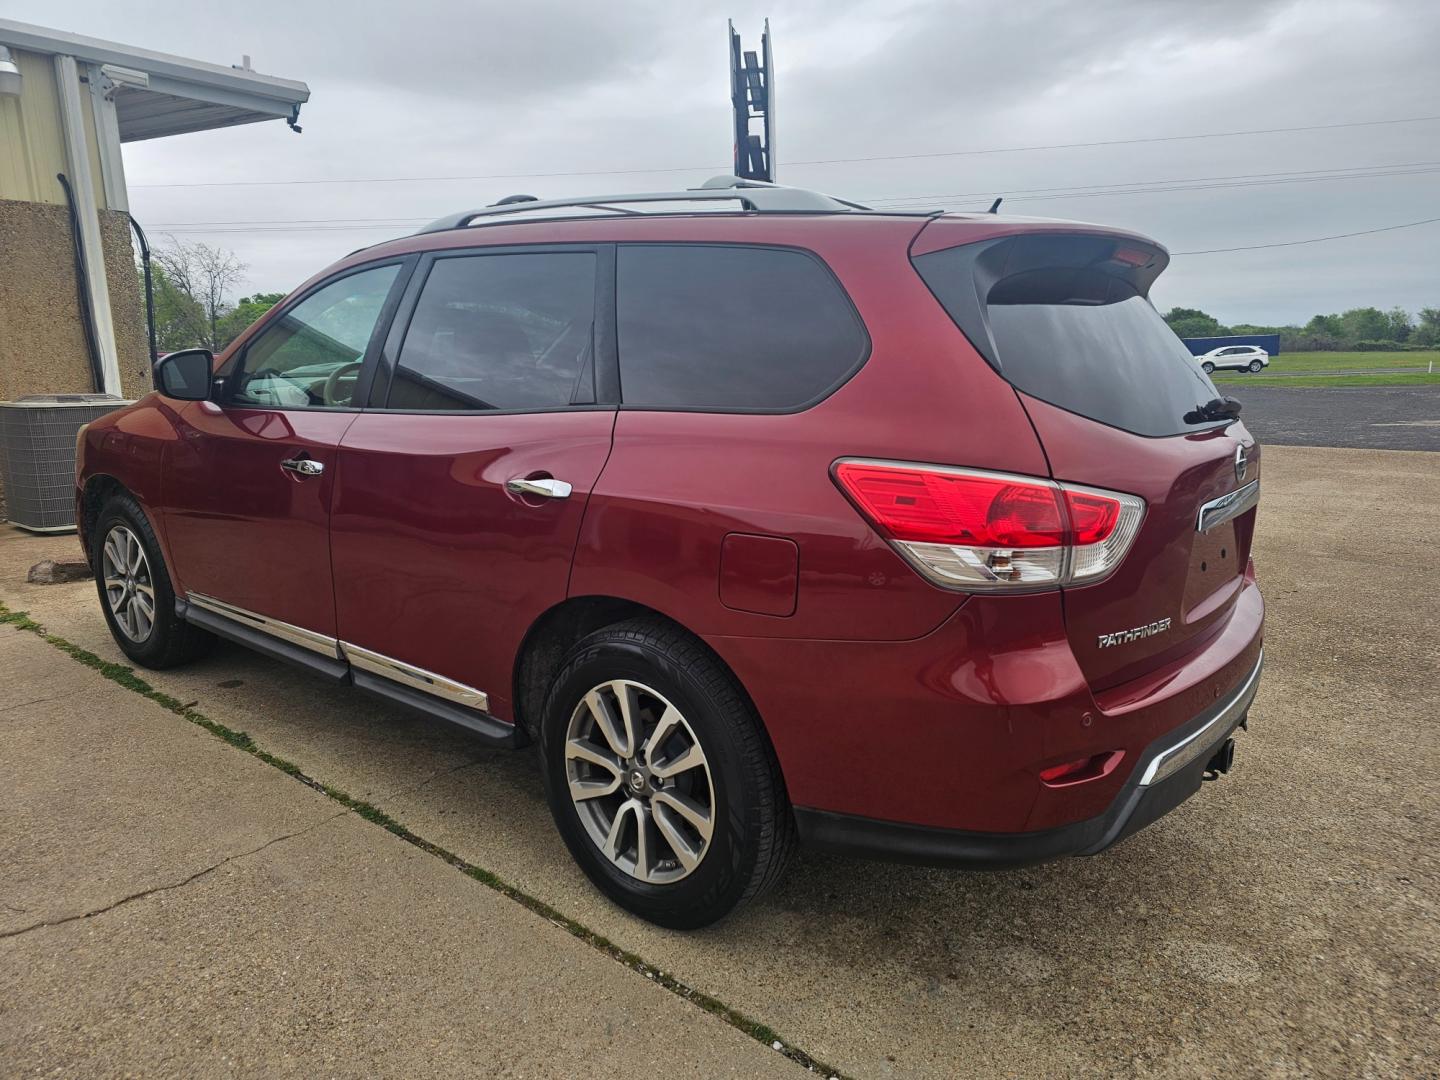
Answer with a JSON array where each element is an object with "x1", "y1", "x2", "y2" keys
[{"x1": 154, "y1": 349, "x2": 214, "y2": 401}]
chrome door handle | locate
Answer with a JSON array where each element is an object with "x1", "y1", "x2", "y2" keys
[
  {"x1": 506, "y1": 477, "x2": 572, "y2": 499},
  {"x1": 280, "y1": 457, "x2": 325, "y2": 477}
]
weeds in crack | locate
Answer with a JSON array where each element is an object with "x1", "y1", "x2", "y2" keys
[{"x1": 0, "y1": 604, "x2": 845, "y2": 1078}]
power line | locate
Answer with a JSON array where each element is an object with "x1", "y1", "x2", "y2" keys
[
  {"x1": 786, "y1": 115, "x2": 1440, "y2": 167},
  {"x1": 1171, "y1": 215, "x2": 1440, "y2": 255},
  {"x1": 864, "y1": 161, "x2": 1440, "y2": 206},
  {"x1": 155, "y1": 214, "x2": 1440, "y2": 262},
  {"x1": 873, "y1": 166, "x2": 1440, "y2": 209},
  {"x1": 129, "y1": 113, "x2": 1440, "y2": 190},
  {"x1": 143, "y1": 162, "x2": 1440, "y2": 233}
]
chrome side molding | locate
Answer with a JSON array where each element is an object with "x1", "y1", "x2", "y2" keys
[
  {"x1": 1197, "y1": 479, "x2": 1260, "y2": 533},
  {"x1": 187, "y1": 592, "x2": 341, "y2": 658},
  {"x1": 181, "y1": 593, "x2": 489, "y2": 712},
  {"x1": 340, "y1": 642, "x2": 490, "y2": 712},
  {"x1": 1138, "y1": 650, "x2": 1263, "y2": 787}
]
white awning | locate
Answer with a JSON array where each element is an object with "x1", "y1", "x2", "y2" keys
[{"x1": 0, "y1": 18, "x2": 309, "y2": 141}]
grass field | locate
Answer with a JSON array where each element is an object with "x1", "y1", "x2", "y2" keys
[{"x1": 1212, "y1": 350, "x2": 1440, "y2": 387}]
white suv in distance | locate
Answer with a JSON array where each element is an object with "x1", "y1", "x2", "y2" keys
[{"x1": 1196, "y1": 345, "x2": 1269, "y2": 374}]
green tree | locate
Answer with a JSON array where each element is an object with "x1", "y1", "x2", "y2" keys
[
  {"x1": 1414, "y1": 307, "x2": 1440, "y2": 347},
  {"x1": 153, "y1": 240, "x2": 247, "y2": 350},
  {"x1": 149, "y1": 263, "x2": 209, "y2": 352},
  {"x1": 1383, "y1": 306, "x2": 1413, "y2": 343},
  {"x1": 1162, "y1": 307, "x2": 1228, "y2": 338},
  {"x1": 215, "y1": 292, "x2": 286, "y2": 348},
  {"x1": 1336, "y1": 307, "x2": 1390, "y2": 342}
]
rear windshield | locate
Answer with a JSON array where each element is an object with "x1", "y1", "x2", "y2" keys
[{"x1": 914, "y1": 236, "x2": 1222, "y2": 438}]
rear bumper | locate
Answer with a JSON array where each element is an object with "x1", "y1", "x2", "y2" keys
[{"x1": 794, "y1": 649, "x2": 1262, "y2": 868}]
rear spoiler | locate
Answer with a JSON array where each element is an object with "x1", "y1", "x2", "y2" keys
[{"x1": 909, "y1": 228, "x2": 1170, "y2": 371}]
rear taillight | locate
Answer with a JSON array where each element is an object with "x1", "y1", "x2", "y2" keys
[{"x1": 834, "y1": 460, "x2": 1144, "y2": 592}]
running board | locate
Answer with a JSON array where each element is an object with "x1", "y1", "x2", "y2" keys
[
  {"x1": 178, "y1": 598, "x2": 350, "y2": 683},
  {"x1": 175, "y1": 597, "x2": 517, "y2": 747},
  {"x1": 350, "y1": 669, "x2": 515, "y2": 745}
]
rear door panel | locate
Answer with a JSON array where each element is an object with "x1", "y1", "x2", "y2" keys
[{"x1": 329, "y1": 411, "x2": 615, "y2": 720}]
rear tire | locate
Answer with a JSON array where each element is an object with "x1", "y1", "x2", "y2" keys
[
  {"x1": 93, "y1": 494, "x2": 214, "y2": 669},
  {"x1": 1248, "y1": 359, "x2": 1264, "y2": 373},
  {"x1": 539, "y1": 618, "x2": 795, "y2": 929},
  {"x1": 1202, "y1": 361, "x2": 1216, "y2": 374}
]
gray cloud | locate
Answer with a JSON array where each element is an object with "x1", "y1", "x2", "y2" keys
[{"x1": 11, "y1": 0, "x2": 1437, "y2": 323}]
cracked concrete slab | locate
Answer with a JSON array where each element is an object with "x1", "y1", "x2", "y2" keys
[
  {"x1": 2, "y1": 445, "x2": 1437, "y2": 1078},
  {"x1": 0, "y1": 629, "x2": 342, "y2": 935},
  {"x1": 0, "y1": 614, "x2": 801, "y2": 1079}
]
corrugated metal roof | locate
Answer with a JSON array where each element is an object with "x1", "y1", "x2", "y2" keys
[{"x1": 0, "y1": 18, "x2": 309, "y2": 141}]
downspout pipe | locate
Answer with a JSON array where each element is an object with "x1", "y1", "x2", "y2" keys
[
  {"x1": 127, "y1": 213, "x2": 159, "y2": 369},
  {"x1": 56, "y1": 172, "x2": 106, "y2": 395}
]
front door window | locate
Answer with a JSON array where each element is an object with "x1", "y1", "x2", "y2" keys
[{"x1": 229, "y1": 265, "x2": 400, "y2": 409}]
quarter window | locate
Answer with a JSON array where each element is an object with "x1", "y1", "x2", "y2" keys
[
  {"x1": 230, "y1": 264, "x2": 399, "y2": 409},
  {"x1": 616, "y1": 245, "x2": 867, "y2": 410},
  {"x1": 388, "y1": 253, "x2": 598, "y2": 412}
]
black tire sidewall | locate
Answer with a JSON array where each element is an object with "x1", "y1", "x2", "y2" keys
[
  {"x1": 1202, "y1": 362, "x2": 1215, "y2": 374},
  {"x1": 1250, "y1": 360, "x2": 1263, "y2": 372},
  {"x1": 540, "y1": 634, "x2": 760, "y2": 929},
  {"x1": 93, "y1": 496, "x2": 182, "y2": 667}
]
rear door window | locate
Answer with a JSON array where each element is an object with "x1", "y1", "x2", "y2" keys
[
  {"x1": 616, "y1": 245, "x2": 867, "y2": 411},
  {"x1": 388, "y1": 252, "x2": 597, "y2": 412},
  {"x1": 914, "y1": 235, "x2": 1222, "y2": 438}
]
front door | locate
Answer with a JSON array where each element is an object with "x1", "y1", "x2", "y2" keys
[
  {"x1": 328, "y1": 248, "x2": 615, "y2": 721},
  {"x1": 162, "y1": 262, "x2": 406, "y2": 640}
]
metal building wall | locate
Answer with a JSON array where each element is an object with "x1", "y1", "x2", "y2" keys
[
  {"x1": 0, "y1": 46, "x2": 147, "y2": 405},
  {"x1": 0, "y1": 48, "x2": 106, "y2": 207}
]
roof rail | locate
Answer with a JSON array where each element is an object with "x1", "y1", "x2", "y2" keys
[{"x1": 415, "y1": 176, "x2": 871, "y2": 235}]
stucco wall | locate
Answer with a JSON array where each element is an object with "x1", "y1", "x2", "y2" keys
[
  {"x1": 0, "y1": 198, "x2": 149, "y2": 401},
  {"x1": 0, "y1": 197, "x2": 149, "y2": 520}
]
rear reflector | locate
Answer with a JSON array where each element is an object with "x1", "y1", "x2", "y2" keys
[
  {"x1": 834, "y1": 460, "x2": 1144, "y2": 592},
  {"x1": 1039, "y1": 749, "x2": 1125, "y2": 787}
]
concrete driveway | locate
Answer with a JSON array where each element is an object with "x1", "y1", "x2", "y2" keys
[{"x1": 2, "y1": 444, "x2": 1436, "y2": 1078}]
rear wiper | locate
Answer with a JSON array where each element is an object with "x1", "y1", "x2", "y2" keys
[{"x1": 1184, "y1": 396, "x2": 1243, "y2": 424}]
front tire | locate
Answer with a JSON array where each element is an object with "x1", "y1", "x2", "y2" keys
[
  {"x1": 1202, "y1": 361, "x2": 1216, "y2": 374},
  {"x1": 539, "y1": 618, "x2": 795, "y2": 929},
  {"x1": 93, "y1": 494, "x2": 214, "y2": 669}
]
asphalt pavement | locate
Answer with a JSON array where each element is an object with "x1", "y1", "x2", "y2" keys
[{"x1": 1224, "y1": 383, "x2": 1440, "y2": 450}]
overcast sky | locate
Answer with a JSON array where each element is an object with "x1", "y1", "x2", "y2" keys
[{"x1": 13, "y1": 0, "x2": 1439, "y2": 323}]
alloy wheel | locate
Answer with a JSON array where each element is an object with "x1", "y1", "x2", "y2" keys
[
  {"x1": 564, "y1": 679, "x2": 716, "y2": 884},
  {"x1": 102, "y1": 525, "x2": 156, "y2": 642}
]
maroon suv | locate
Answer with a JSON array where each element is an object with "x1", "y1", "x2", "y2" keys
[{"x1": 77, "y1": 178, "x2": 1263, "y2": 928}]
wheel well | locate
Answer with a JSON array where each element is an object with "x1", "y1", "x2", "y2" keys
[
  {"x1": 79, "y1": 475, "x2": 128, "y2": 564},
  {"x1": 511, "y1": 596, "x2": 647, "y2": 740},
  {"x1": 512, "y1": 597, "x2": 754, "y2": 743}
]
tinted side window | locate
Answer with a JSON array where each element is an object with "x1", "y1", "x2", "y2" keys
[
  {"x1": 389, "y1": 253, "x2": 597, "y2": 412},
  {"x1": 616, "y1": 245, "x2": 867, "y2": 410},
  {"x1": 232, "y1": 264, "x2": 399, "y2": 409}
]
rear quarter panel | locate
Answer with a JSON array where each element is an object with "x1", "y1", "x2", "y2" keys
[{"x1": 569, "y1": 219, "x2": 1052, "y2": 640}]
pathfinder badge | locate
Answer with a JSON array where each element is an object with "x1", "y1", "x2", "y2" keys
[{"x1": 1097, "y1": 618, "x2": 1172, "y2": 649}]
